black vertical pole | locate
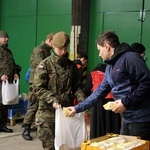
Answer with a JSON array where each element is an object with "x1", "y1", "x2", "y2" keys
[
  {"x1": 72, "y1": 0, "x2": 81, "y2": 60},
  {"x1": 71, "y1": 0, "x2": 90, "y2": 56},
  {"x1": 79, "y1": 0, "x2": 90, "y2": 54}
]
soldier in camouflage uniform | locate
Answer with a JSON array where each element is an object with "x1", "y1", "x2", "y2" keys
[
  {"x1": 33, "y1": 31, "x2": 85, "y2": 150},
  {"x1": 22, "y1": 33, "x2": 54, "y2": 141},
  {"x1": 0, "y1": 30, "x2": 21, "y2": 133}
]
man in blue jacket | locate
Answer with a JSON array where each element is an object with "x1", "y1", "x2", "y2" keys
[{"x1": 67, "y1": 31, "x2": 150, "y2": 140}]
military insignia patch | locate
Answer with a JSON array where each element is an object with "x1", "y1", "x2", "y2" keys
[{"x1": 38, "y1": 65, "x2": 43, "y2": 69}]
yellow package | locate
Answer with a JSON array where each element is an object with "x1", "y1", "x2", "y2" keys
[
  {"x1": 103, "y1": 102, "x2": 117, "y2": 110},
  {"x1": 63, "y1": 107, "x2": 71, "y2": 117}
]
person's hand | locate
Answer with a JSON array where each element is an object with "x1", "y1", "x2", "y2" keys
[
  {"x1": 67, "y1": 106, "x2": 76, "y2": 117},
  {"x1": 53, "y1": 102, "x2": 60, "y2": 109},
  {"x1": 14, "y1": 74, "x2": 19, "y2": 80},
  {"x1": 1, "y1": 75, "x2": 8, "y2": 81},
  {"x1": 112, "y1": 99, "x2": 126, "y2": 113}
]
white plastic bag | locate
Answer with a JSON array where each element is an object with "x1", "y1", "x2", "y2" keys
[
  {"x1": 2, "y1": 79, "x2": 19, "y2": 105},
  {"x1": 55, "y1": 107, "x2": 87, "y2": 150}
]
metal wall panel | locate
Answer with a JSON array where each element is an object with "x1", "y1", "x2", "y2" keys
[
  {"x1": 0, "y1": 0, "x2": 37, "y2": 93},
  {"x1": 88, "y1": 13, "x2": 104, "y2": 72},
  {"x1": 38, "y1": 0, "x2": 71, "y2": 15},
  {"x1": 103, "y1": 12, "x2": 141, "y2": 44},
  {"x1": 88, "y1": 0, "x2": 150, "y2": 72},
  {"x1": 0, "y1": 0, "x2": 72, "y2": 93},
  {"x1": 0, "y1": 0, "x2": 36, "y2": 16},
  {"x1": 142, "y1": 11, "x2": 150, "y2": 68},
  {"x1": 90, "y1": 0, "x2": 142, "y2": 12}
]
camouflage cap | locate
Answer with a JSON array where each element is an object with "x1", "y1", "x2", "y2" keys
[
  {"x1": 46, "y1": 32, "x2": 55, "y2": 40},
  {"x1": 52, "y1": 31, "x2": 70, "y2": 48},
  {"x1": 0, "y1": 30, "x2": 9, "y2": 38}
]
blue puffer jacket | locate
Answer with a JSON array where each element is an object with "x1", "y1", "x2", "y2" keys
[{"x1": 75, "y1": 42, "x2": 150, "y2": 123}]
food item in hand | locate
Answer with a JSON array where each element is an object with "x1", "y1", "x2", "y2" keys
[
  {"x1": 103, "y1": 102, "x2": 117, "y2": 110},
  {"x1": 63, "y1": 107, "x2": 71, "y2": 117}
]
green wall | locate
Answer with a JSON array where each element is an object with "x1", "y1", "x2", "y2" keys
[
  {"x1": 0, "y1": 0, "x2": 150, "y2": 94},
  {"x1": 0, "y1": 0, "x2": 71, "y2": 93},
  {"x1": 88, "y1": 0, "x2": 150, "y2": 71}
]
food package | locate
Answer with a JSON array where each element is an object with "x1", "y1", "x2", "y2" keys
[
  {"x1": 81, "y1": 134, "x2": 149, "y2": 150},
  {"x1": 62, "y1": 107, "x2": 71, "y2": 117},
  {"x1": 103, "y1": 102, "x2": 117, "y2": 110},
  {"x1": 89, "y1": 136, "x2": 143, "y2": 150}
]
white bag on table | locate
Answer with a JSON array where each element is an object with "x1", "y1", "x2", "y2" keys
[
  {"x1": 55, "y1": 107, "x2": 87, "y2": 150},
  {"x1": 2, "y1": 79, "x2": 19, "y2": 105}
]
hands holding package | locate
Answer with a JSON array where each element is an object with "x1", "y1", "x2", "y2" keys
[
  {"x1": 52, "y1": 103, "x2": 75, "y2": 117},
  {"x1": 103, "y1": 100, "x2": 126, "y2": 113},
  {"x1": 53, "y1": 99, "x2": 126, "y2": 117}
]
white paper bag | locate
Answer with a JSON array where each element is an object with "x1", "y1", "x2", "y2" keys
[
  {"x1": 2, "y1": 79, "x2": 19, "y2": 105},
  {"x1": 55, "y1": 107, "x2": 87, "y2": 150}
]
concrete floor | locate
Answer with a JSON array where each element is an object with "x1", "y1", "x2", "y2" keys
[
  {"x1": 0, "y1": 113, "x2": 91, "y2": 150},
  {"x1": 0, "y1": 123, "x2": 43, "y2": 150}
]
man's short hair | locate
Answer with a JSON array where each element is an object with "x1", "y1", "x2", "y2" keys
[{"x1": 97, "y1": 31, "x2": 120, "y2": 48}]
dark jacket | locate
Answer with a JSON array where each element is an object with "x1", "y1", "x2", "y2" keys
[
  {"x1": 73, "y1": 59, "x2": 83, "y2": 85},
  {"x1": 75, "y1": 42, "x2": 150, "y2": 123}
]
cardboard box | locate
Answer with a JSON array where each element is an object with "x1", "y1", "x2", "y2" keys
[{"x1": 81, "y1": 134, "x2": 149, "y2": 150}]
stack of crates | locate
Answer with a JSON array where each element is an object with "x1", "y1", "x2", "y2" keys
[{"x1": 8, "y1": 93, "x2": 29, "y2": 125}]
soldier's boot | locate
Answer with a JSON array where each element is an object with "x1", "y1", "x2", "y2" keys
[{"x1": 22, "y1": 124, "x2": 33, "y2": 141}]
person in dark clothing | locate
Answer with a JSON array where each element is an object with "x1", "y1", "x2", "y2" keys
[
  {"x1": 68, "y1": 31, "x2": 150, "y2": 140},
  {"x1": 73, "y1": 59, "x2": 83, "y2": 83},
  {"x1": 84, "y1": 63, "x2": 121, "y2": 138},
  {"x1": 0, "y1": 30, "x2": 21, "y2": 133},
  {"x1": 131, "y1": 42, "x2": 146, "y2": 60},
  {"x1": 74, "y1": 50, "x2": 88, "y2": 88}
]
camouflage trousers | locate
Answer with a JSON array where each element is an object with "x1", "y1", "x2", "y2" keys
[
  {"x1": 23, "y1": 90, "x2": 38, "y2": 125},
  {"x1": 37, "y1": 118, "x2": 55, "y2": 150}
]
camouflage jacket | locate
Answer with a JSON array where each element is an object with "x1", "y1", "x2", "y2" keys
[
  {"x1": 33, "y1": 51, "x2": 85, "y2": 110},
  {"x1": 0, "y1": 44, "x2": 18, "y2": 99},
  {"x1": 29, "y1": 42, "x2": 52, "y2": 84}
]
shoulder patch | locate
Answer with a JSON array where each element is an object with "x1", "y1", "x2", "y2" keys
[
  {"x1": 38, "y1": 65, "x2": 44, "y2": 69},
  {"x1": 39, "y1": 49, "x2": 43, "y2": 52}
]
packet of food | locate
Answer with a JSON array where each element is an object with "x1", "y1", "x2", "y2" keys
[
  {"x1": 103, "y1": 101, "x2": 117, "y2": 110},
  {"x1": 63, "y1": 107, "x2": 71, "y2": 117}
]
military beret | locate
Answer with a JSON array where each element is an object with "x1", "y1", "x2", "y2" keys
[
  {"x1": 0, "y1": 30, "x2": 9, "y2": 38},
  {"x1": 52, "y1": 31, "x2": 70, "y2": 48},
  {"x1": 131, "y1": 42, "x2": 146, "y2": 54},
  {"x1": 46, "y1": 33, "x2": 55, "y2": 40}
]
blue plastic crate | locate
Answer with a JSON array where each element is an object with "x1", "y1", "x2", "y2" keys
[
  {"x1": 8, "y1": 108, "x2": 26, "y2": 120},
  {"x1": 8, "y1": 98, "x2": 29, "y2": 110},
  {"x1": 23, "y1": 100, "x2": 29, "y2": 110},
  {"x1": 8, "y1": 98, "x2": 24, "y2": 109}
]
